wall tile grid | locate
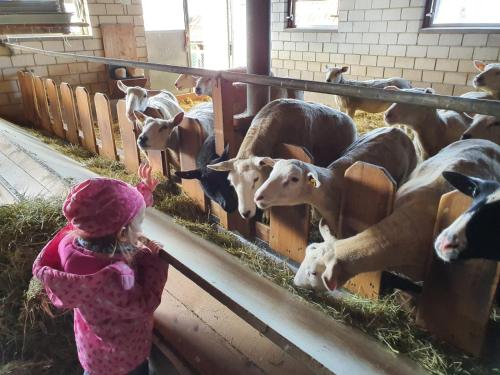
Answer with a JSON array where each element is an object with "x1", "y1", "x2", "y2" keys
[
  {"x1": 271, "y1": 0, "x2": 500, "y2": 100},
  {"x1": 0, "y1": 0, "x2": 147, "y2": 122}
]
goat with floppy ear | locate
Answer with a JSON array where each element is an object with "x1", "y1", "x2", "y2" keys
[
  {"x1": 175, "y1": 137, "x2": 238, "y2": 213},
  {"x1": 135, "y1": 111, "x2": 184, "y2": 151},
  {"x1": 435, "y1": 171, "x2": 500, "y2": 262}
]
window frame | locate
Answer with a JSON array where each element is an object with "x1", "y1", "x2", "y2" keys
[
  {"x1": 286, "y1": 0, "x2": 338, "y2": 31},
  {"x1": 423, "y1": 0, "x2": 500, "y2": 30}
]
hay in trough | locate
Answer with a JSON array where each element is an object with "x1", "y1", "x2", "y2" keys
[{"x1": 22, "y1": 124, "x2": 499, "y2": 375}]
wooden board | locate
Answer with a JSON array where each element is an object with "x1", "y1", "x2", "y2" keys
[
  {"x1": 75, "y1": 86, "x2": 97, "y2": 153},
  {"x1": 59, "y1": 82, "x2": 80, "y2": 145},
  {"x1": 338, "y1": 161, "x2": 396, "y2": 299},
  {"x1": 101, "y1": 24, "x2": 137, "y2": 60},
  {"x1": 45, "y1": 78, "x2": 65, "y2": 139},
  {"x1": 417, "y1": 190, "x2": 500, "y2": 356},
  {"x1": 147, "y1": 150, "x2": 166, "y2": 175},
  {"x1": 116, "y1": 99, "x2": 140, "y2": 173},
  {"x1": 33, "y1": 75, "x2": 52, "y2": 133},
  {"x1": 178, "y1": 116, "x2": 206, "y2": 209},
  {"x1": 94, "y1": 93, "x2": 117, "y2": 161},
  {"x1": 17, "y1": 71, "x2": 37, "y2": 126},
  {"x1": 269, "y1": 144, "x2": 312, "y2": 263}
]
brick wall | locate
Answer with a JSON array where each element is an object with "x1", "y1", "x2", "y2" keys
[
  {"x1": 271, "y1": 0, "x2": 500, "y2": 104},
  {"x1": 0, "y1": 0, "x2": 147, "y2": 123}
]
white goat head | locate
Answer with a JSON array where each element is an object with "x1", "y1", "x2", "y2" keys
[
  {"x1": 195, "y1": 76, "x2": 216, "y2": 96},
  {"x1": 294, "y1": 219, "x2": 336, "y2": 291},
  {"x1": 207, "y1": 156, "x2": 274, "y2": 219},
  {"x1": 472, "y1": 60, "x2": 500, "y2": 94},
  {"x1": 254, "y1": 159, "x2": 321, "y2": 210},
  {"x1": 383, "y1": 86, "x2": 435, "y2": 126},
  {"x1": 461, "y1": 115, "x2": 500, "y2": 144},
  {"x1": 174, "y1": 74, "x2": 198, "y2": 91},
  {"x1": 135, "y1": 111, "x2": 184, "y2": 151},
  {"x1": 324, "y1": 65, "x2": 349, "y2": 84},
  {"x1": 435, "y1": 171, "x2": 500, "y2": 262},
  {"x1": 117, "y1": 80, "x2": 154, "y2": 122}
]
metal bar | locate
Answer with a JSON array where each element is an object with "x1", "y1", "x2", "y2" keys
[{"x1": 4, "y1": 41, "x2": 500, "y2": 117}]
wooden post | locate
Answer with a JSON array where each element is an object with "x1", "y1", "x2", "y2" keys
[
  {"x1": 269, "y1": 144, "x2": 312, "y2": 263},
  {"x1": 59, "y1": 83, "x2": 80, "y2": 145},
  {"x1": 338, "y1": 161, "x2": 396, "y2": 299},
  {"x1": 178, "y1": 117, "x2": 206, "y2": 209},
  {"x1": 416, "y1": 190, "x2": 500, "y2": 356},
  {"x1": 33, "y1": 76, "x2": 52, "y2": 133},
  {"x1": 45, "y1": 78, "x2": 65, "y2": 139},
  {"x1": 17, "y1": 71, "x2": 37, "y2": 127},
  {"x1": 94, "y1": 93, "x2": 118, "y2": 161},
  {"x1": 75, "y1": 86, "x2": 98, "y2": 154},
  {"x1": 212, "y1": 77, "x2": 251, "y2": 237},
  {"x1": 117, "y1": 99, "x2": 140, "y2": 173}
]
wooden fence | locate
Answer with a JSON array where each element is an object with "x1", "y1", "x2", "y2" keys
[{"x1": 15, "y1": 69, "x2": 499, "y2": 357}]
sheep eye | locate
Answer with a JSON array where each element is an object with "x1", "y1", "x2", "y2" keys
[
  {"x1": 143, "y1": 94, "x2": 147, "y2": 98},
  {"x1": 310, "y1": 271, "x2": 317, "y2": 276},
  {"x1": 291, "y1": 176, "x2": 299, "y2": 183},
  {"x1": 253, "y1": 177, "x2": 259, "y2": 183}
]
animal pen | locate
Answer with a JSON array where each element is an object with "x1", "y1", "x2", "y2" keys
[{"x1": 3, "y1": 38, "x2": 500, "y2": 374}]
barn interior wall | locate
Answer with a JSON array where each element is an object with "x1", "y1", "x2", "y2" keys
[{"x1": 271, "y1": 0, "x2": 500, "y2": 105}]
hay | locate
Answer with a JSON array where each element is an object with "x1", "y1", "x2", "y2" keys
[
  {"x1": 177, "y1": 96, "x2": 211, "y2": 112},
  {"x1": 19, "y1": 124, "x2": 500, "y2": 375}
]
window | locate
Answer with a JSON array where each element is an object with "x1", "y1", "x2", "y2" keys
[
  {"x1": 287, "y1": 0, "x2": 338, "y2": 30},
  {"x1": 423, "y1": 0, "x2": 500, "y2": 29}
]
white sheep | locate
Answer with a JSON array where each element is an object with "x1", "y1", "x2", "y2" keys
[
  {"x1": 317, "y1": 139, "x2": 500, "y2": 291},
  {"x1": 324, "y1": 65, "x2": 412, "y2": 117},
  {"x1": 383, "y1": 86, "x2": 472, "y2": 159},
  {"x1": 461, "y1": 115, "x2": 500, "y2": 145},
  {"x1": 254, "y1": 127, "x2": 417, "y2": 236},
  {"x1": 207, "y1": 99, "x2": 357, "y2": 219},
  {"x1": 117, "y1": 80, "x2": 183, "y2": 122},
  {"x1": 472, "y1": 60, "x2": 500, "y2": 97},
  {"x1": 174, "y1": 74, "x2": 198, "y2": 91}
]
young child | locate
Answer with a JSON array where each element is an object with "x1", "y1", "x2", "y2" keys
[{"x1": 33, "y1": 164, "x2": 168, "y2": 375}]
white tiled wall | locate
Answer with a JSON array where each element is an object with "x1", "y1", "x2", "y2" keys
[{"x1": 271, "y1": 0, "x2": 500, "y2": 101}]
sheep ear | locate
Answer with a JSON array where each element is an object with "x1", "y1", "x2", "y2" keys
[
  {"x1": 170, "y1": 111, "x2": 184, "y2": 127},
  {"x1": 322, "y1": 64, "x2": 331, "y2": 72},
  {"x1": 306, "y1": 170, "x2": 321, "y2": 188},
  {"x1": 117, "y1": 80, "x2": 128, "y2": 93},
  {"x1": 134, "y1": 111, "x2": 147, "y2": 123},
  {"x1": 474, "y1": 60, "x2": 486, "y2": 72},
  {"x1": 175, "y1": 169, "x2": 202, "y2": 180},
  {"x1": 424, "y1": 87, "x2": 435, "y2": 94},
  {"x1": 254, "y1": 156, "x2": 275, "y2": 168},
  {"x1": 221, "y1": 143, "x2": 230, "y2": 160},
  {"x1": 341, "y1": 66, "x2": 349, "y2": 73},
  {"x1": 207, "y1": 158, "x2": 236, "y2": 171},
  {"x1": 322, "y1": 258, "x2": 340, "y2": 291},
  {"x1": 442, "y1": 171, "x2": 483, "y2": 197},
  {"x1": 384, "y1": 85, "x2": 400, "y2": 91},
  {"x1": 318, "y1": 218, "x2": 334, "y2": 242}
]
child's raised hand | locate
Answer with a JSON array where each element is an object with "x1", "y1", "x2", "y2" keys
[
  {"x1": 138, "y1": 163, "x2": 159, "y2": 192},
  {"x1": 148, "y1": 240, "x2": 163, "y2": 255}
]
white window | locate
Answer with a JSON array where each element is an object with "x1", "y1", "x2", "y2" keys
[
  {"x1": 424, "y1": 0, "x2": 500, "y2": 28},
  {"x1": 287, "y1": 0, "x2": 339, "y2": 30}
]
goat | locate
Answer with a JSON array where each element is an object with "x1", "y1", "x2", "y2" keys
[
  {"x1": 472, "y1": 60, "x2": 500, "y2": 97},
  {"x1": 316, "y1": 139, "x2": 500, "y2": 291},
  {"x1": 117, "y1": 80, "x2": 183, "y2": 123},
  {"x1": 435, "y1": 171, "x2": 500, "y2": 262},
  {"x1": 174, "y1": 74, "x2": 198, "y2": 91},
  {"x1": 207, "y1": 99, "x2": 357, "y2": 219},
  {"x1": 384, "y1": 86, "x2": 472, "y2": 159},
  {"x1": 324, "y1": 65, "x2": 412, "y2": 117},
  {"x1": 461, "y1": 115, "x2": 500, "y2": 145},
  {"x1": 254, "y1": 127, "x2": 417, "y2": 236}
]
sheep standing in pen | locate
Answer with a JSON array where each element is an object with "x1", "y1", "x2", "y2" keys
[
  {"x1": 472, "y1": 60, "x2": 500, "y2": 98},
  {"x1": 207, "y1": 99, "x2": 357, "y2": 219},
  {"x1": 324, "y1": 65, "x2": 412, "y2": 117},
  {"x1": 312, "y1": 140, "x2": 500, "y2": 292},
  {"x1": 254, "y1": 127, "x2": 417, "y2": 236},
  {"x1": 383, "y1": 86, "x2": 473, "y2": 159},
  {"x1": 461, "y1": 115, "x2": 500, "y2": 145},
  {"x1": 434, "y1": 171, "x2": 500, "y2": 262}
]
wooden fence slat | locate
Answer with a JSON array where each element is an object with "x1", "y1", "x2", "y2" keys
[
  {"x1": 59, "y1": 83, "x2": 80, "y2": 145},
  {"x1": 45, "y1": 78, "x2": 65, "y2": 139},
  {"x1": 33, "y1": 76, "x2": 52, "y2": 133},
  {"x1": 269, "y1": 144, "x2": 312, "y2": 263},
  {"x1": 17, "y1": 71, "x2": 37, "y2": 126},
  {"x1": 117, "y1": 99, "x2": 140, "y2": 173},
  {"x1": 338, "y1": 161, "x2": 396, "y2": 299},
  {"x1": 416, "y1": 190, "x2": 500, "y2": 356},
  {"x1": 147, "y1": 151, "x2": 166, "y2": 175},
  {"x1": 178, "y1": 117, "x2": 206, "y2": 209},
  {"x1": 75, "y1": 86, "x2": 98, "y2": 153},
  {"x1": 94, "y1": 92, "x2": 118, "y2": 161}
]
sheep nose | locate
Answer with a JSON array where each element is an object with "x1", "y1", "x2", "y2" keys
[
  {"x1": 137, "y1": 135, "x2": 147, "y2": 147},
  {"x1": 326, "y1": 79, "x2": 331, "y2": 83},
  {"x1": 440, "y1": 237, "x2": 458, "y2": 252},
  {"x1": 195, "y1": 87, "x2": 201, "y2": 95},
  {"x1": 461, "y1": 133, "x2": 472, "y2": 140},
  {"x1": 241, "y1": 210, "x2": 251, "y2": 219},
  {"x1": 255, "y1": 194, "x2": 264, "y2": 201}
]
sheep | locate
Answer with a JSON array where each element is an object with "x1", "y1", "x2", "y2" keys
[
  {"x1": 324, "y1": 65, "x2": 412, "y2": 117},
  {"x1": 316, "y1": 139, "x2": 500, "y2": 292},
  {"x1": 383, "y1": 86, "x2": 472, "y2": 159},
  {"x1": 472, "y1": 60, "x2": 500, "y2": 97},
  {"x1": 461, "y1": 115, "x2": 500, "y2": 145},
  {"x1": 207, "y1": 99, "x2": 357, "y2": 219},
  {"x1": 435, "y1": 171, "x2": 500, "y2": 262},
  {"x1": 116, "y1": 80, "x2": 183, "y2": 123},
  {"x1": 174, "y1": 73, "x2": 198, "y2": 91},
  {"x1": 254, "y1": 127, "x2": 417, "y2": 237}
]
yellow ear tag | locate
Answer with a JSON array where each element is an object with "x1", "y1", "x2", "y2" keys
[{"x1": 308, "y1": 175, "x2": 318, "y2": 187}]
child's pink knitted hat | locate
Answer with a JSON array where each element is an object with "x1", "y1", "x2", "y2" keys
[{"x1": 63, "y1": 178, "x2": 153, "y2": 238}]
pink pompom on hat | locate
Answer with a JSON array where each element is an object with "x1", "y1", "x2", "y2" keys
[{"x1": 63, "y1": 164, "x2": 158, "y2": 238}]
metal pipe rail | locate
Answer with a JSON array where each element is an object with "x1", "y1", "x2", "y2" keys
[{"x1": 4, "y1": 41, "x2": 500, "y2": 117}]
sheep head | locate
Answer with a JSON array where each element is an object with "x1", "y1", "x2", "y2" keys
[
  {"x1": 174, "y1": 74, "x2": 198, "y2": 91},
  {"x1": 461, "y1": 115, "x2": 500, "y2": 144},
  {"x1": 324, "y1": 65, "x2": 349, "y2": 84},
  {"x1": 383, "y1": 86, "x2": 435, "y2": 127},
  {"x1": 195, "y1": 76, "x2": 216, "y2": 96},
  {"x1": 135, "y1": 111, "x2": 184, "y2": 150},
  {"x1": 117, "y1": 80, "x2": 153, "y2": 122},
  {"x1": 473, "y1": 60, "x2": 500, "y2": 94}
]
